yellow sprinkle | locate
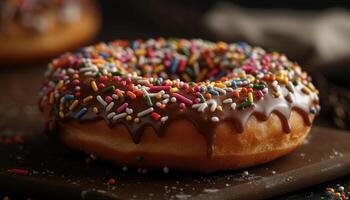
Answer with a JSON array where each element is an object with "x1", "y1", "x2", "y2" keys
[
  {"x1": 83, "y1": 96, "x2": 93, "y2": 103},
  {"x1": 238, "y1": 72, "x2": 246, "y2": 78},
  {"x1": 92, "y1": 107, "x2": 99, "y2": 113},
  {"x1": 248, "y1": 92, "x2": 253, "y2": 102},
  {"x1": 301, "y1": 87, "x2": 310, "y2": 95},
  {"x1": 56, "y1": 80, "x2": 64, "y2": 89},
  {"x1": 59, "y1": 111, "x2": 64, "y2": 118},
  {"x1": 188, "y1": 55, "x2": 197, "y2": 65},
  {"x1": 214, "y1": 83, "x2": 225, "y2": 88},
  {"x1": 49, "y1": 92, "x2": 55, "y2": 104},
  {"x1": 69, "y1": 100, "x2": 79, "y2": 111},
  {"x1": 135, "y1": 49, "x2": 146, "y2": 56},
  {"x1": 274, "y1": 92, "x2": 281, "y2": 97},
  {"x1": 169, "y1": 87, "x2": 178, "y2": 93},
  {"x1": 217, "y1": 105, "x2": 223, "y2": 111},
  {"x1": 91, "y1": 81, "x2": 98, "y2": 92},
  {"x1": 134, "y1": 118, "x2": 140, "y2": 123},
  {"x1": 126, "y1": 115, "x2": 132, "y2": 121},
  {"x1": 155, "y1": 93, "x2": 162, "y2": 99}
]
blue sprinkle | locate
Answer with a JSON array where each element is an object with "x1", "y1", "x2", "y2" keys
[
  {"x1": 131, "y1": 41, "x2": 138, "y2": 50},
  {"x1": 100, "y1": 53, "x2": 109, "y2": 59},
  {"x1": 64, "y1": 94, "x2": 75, "y2": 101},
  {"x1": 75, "y1": 108, "x2": 88, "y2": 119},
  {"x1": 209, "y1": 89, "x2": 219, "y2": 96},
  {"x1": 200, "y1": 86, "x2": 206, "y2": 93},
  {"x1": 231, "y1": 81, "x2": 237, "y2": 88},
  {"x1": 170, "y1": 59, "x2": 179, "y2": 73}
]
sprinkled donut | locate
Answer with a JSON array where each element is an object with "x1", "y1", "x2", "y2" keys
[{"x1": 39, "y1": 38, "x2": 320, "y2": 172}]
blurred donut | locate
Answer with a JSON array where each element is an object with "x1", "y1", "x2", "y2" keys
[{"x1": 0, "y1": 0, "x2": 100, "y2": 65}]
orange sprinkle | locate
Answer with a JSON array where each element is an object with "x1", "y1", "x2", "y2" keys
[
  {"x1": 127, "y1": 91, "x2": 136, "y2": 99},
  {"x1": 204, "y1": 93, "x2": 212, "y2": 99}
]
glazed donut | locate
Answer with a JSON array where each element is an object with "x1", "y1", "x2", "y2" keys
[
  {"x1": 0, "y1": 0, "x2": 100, "y2": 65},
  {"x1": 39, "y1": 38, "x2": 320, "y2": 172}
]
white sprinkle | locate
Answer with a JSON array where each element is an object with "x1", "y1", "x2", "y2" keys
[
  {"x1": 225, "y1": 88, "x2": 234, "y2": 92},
  {"x1": 122, "y1": 166, "x2": 128, "y2": 172},
  {"x1": 126, "y1": 108, "x2": 133, "y2": 114},
  {"x1": 207, "y1": 99, "x2": 217, "y2": 112},
  {"x1": 112, "y1": 94, "x2": 119, "y2": 100},
  {"x1": 199, "y1": 103, "x2": 208, "y2": 112},
  {"x1": 137, "y1": 107, "x2": 154, "y2": 117},
  {"x1": 223, "y1": 98, "x2": 233, "y2": 104},
  {"x1": 163, "y1": 94, "x2": 170, "y2": 98},
  {"x1": 231, "y1": 103, "x2": 237, "y2": 110},
  {"x1": 211, "y1": 116, "x2": 220, "y2": 122},
  {"x1": 171, "y1": 97, "x2": 177, "y2": 102},
  {"x1": 162, "y1": 98, "x2": 169, "y2": 104},
  {"x1": 215, "y1": 87, "x2": 226, "y2": 95},
  {"x1": 137, "y1": 79, "x2": 149, "y2": 84},
  {"x1": 242, "y1": 171, "x2": 249, "y2": 176},
  {"x1": 272, "y1": 80, "x2": 278, "y2": 87},
  {"x1": 163, "y1": 167, "x2": 169, "y2": 174},
  {"x1": 96, "y1": 95, "x2": 107, "y2": 107},
  {"x1": 107, "y1": 112, "x2": 116, "y2": 119},
  {"x1": 287, "y1": 82, "x2": 295, "y2": 93},
  {"x1": 263, "y1": 88, "x2": 269, "y2": 93},
  {"x1": 112, "y1": 112, "x2": 127, "y2": 121},
  {"x1": 156, "y1": 102, "x2": 162, "y2": 107},
  {"x1": 160, "y1": 116, "x2": 169, "y2": 124},
  {"x1": 106, "y1": 102, "x2": 114, "y2": 112}
]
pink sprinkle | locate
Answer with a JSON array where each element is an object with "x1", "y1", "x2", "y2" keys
[
  {"x1": 121, "y1": 81, "x2": 127, "y2": 86},
  {"x1": 194, "y1": 98, "x2": 201, "y2": 104},
  {"x1": 150, "y1": 86, "x2": 171, "y2": 92},
  {"x1": 194, "y1": 86, "x2": 200, "y2": 92},
  {"x1": 116, "y1": 102, "x2": 128, "y2": 113},
  {"x1": 181, "y1": 83, "x2": 189, "y2": 90},
  {"x1": 179, "y1": 103, "x2": 186, "y2": 109},
  {"x1": 164, "y1": 60, "x2": 171, "y2": 68},
  {"x1": 106, "y1": 178, "x2": 116, "y2": 185},
  {"x1": 257, "y1": 90, "x2": 264, "y2": 98},
  {"x1": 172, "y1": 93, "x2": 193, "y2": 105},
  {"x1": 98, "y1": 83, "x2": 105, "y2": 89},
  {"x1": 126, "y1": 77, "x2": 132, "y2": 84},
  {"x1": 72, "y1": 79, "x2": 80, "y2": 85},
  {"x1": 105, "y1": 96, "x2": 113, "y2": 103},
  {"x1": 112, "y1": 76, "x2": 121, "y2": 81}
]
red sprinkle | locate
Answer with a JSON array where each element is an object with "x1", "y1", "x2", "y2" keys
[
  {"x1": 151, "y1": 112, "x2": 161, "y2": 121},
  {"x1": 149, "y1": 86, "x2": 171, "y2": 92},
  {"x1": 8, "y1": 168, "x2": 29, "y2": 175},
  {"x1": 106, "y1": 178, "x2": 116, "y2": 185}
]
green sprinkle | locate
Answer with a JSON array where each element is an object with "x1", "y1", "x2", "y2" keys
[
  {"x1": 144, "y1": 95, "x2": 153, "y2": 106},
  {"x1": 253, "y1": 84, "x2": 265, "y2": 90},
  {"x1": 103, "y1": 85, "x2": 115, "y2": 94},
  {"x1": 237, "y1": 100, "x2": 252, "y2": 109},
  {"x1": 198, "y1": 93, "x2": 206, "y2": 103}
]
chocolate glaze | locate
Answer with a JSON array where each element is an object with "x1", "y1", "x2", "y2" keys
[{"x1": 54, "y1": 78, "x2": 315, "y2": 156}]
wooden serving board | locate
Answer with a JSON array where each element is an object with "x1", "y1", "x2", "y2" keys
[{"x1": 0, "y1": 126, "x2": 349, "y2": 200}]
